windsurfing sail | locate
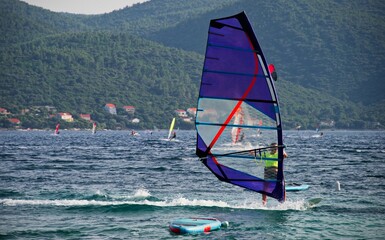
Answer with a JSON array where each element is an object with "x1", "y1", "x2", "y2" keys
[
  {"x1": 168, "y1": 117, "x2": 176, "y2": 139},
  {"x1": 195, "y1": 12, "x2": 285, "y2": 202},
  {"x1": 54, "y1": 123, "x2": 60, "y2": 135},
  {"x1": 92, "y1": 122, "x2": 96, "y2": 134}
]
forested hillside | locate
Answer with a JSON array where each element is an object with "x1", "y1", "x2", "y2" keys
[
  {"x1": 0, "y1": 31, "x2": 202, "y2": 129},
  {"x1": 80, "y1": 0, "x2": 241, "y2": 36},
  {"x1": 148, "y1": 0, "x2": 385, "y2": 105},
  {"x1": 0, "y1": 0, "x2": 383, "y2": 130},
  {"x1": 0, "y1": 0, "x2": 89, "y2": 48}
]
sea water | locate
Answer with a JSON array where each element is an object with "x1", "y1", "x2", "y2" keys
[{"x1": 1, "y1": 130, "x2": 384, "y2": 239}]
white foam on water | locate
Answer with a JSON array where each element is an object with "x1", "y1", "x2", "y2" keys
[
  {"x1": 167, "y1": 197, "x2": 230, "y2": 208},
  {"x1": 107, "y1": 188, "x2": 152, "y2": 200},
  {"x1": 1, "y1": 196, "x2": 311, "y2": 211},
  {"x1": 94, "y1": 189, "x2": 106, "y2": 196},
  {"x1": 133, "y1": 188, "x2": 151, "y2": 198}
]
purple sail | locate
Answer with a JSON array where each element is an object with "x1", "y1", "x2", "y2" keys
[{"x1": 195, "y1": 12, "x2": 285, "y2": 203}]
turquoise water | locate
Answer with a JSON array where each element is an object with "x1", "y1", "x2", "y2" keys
[{"x1": 1, "y1": 130, "x2": 384, "y2": 239}]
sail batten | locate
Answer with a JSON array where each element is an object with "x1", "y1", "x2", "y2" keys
[
  {"x1": 207, "y1": 43, "x2": 260, "y2": 53},
  {"x1": 197, "y1": 96, "x2": 277, "y2": 104},
  {"x1": 196, "y1": 121, "x2": 279, "y2": 130},
  {"x1": 203, "y1": 69, "x2": 270, "y2": 78},
  {"x1": 195, "y1": 12, "x2": 285, "y2": 203}
]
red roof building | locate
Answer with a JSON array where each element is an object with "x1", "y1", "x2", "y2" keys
[
  {"x1": 104, "y1": 103, "x2": 117, "y2": 115},
  {"x1": 8, "y1": 118, "x2": 21, "y2": 124},
  {"x1": 0, "y1": 108, "x2": 10, "y2": 115},
  {"x1": 123, "y1": 106, "x2": 135, "y2": 114},
  {"x1": 79, "y1": 114, "x2": 91, "y2": 121},
  {"x1": 187, "y1": 107, "x2": 197, "y2": 117}
]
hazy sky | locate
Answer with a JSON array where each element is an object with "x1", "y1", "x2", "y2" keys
[{"x1": 21, "y1": 0, "x2": 149, "y2": 14}]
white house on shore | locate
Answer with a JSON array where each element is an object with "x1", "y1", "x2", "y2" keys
[
  {"x1": 175, "y1": 109, "x2": 188, "y2": 118},
  {"x1": 56, "y1": 112, "x2": 74, "y2": 122}
]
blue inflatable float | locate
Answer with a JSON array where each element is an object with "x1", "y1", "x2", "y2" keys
[{"x1": 169, "y1": 217, "x2": 227, "y2": 234}]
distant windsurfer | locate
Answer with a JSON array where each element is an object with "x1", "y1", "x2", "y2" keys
[
  {"x1": 55, "y1": 123, "x2": 60, "y2": 134},
  {"x1": 261, "y1": 143, "x2": 287, "y2": 206},
  {"x1": 239, "y1": 132, "x2": 245, "y2": 142},
  {"x1": 169, "y1": 131, "x2": 176, "y2": 141},
  {"x1": 257, "y1": 129, "x2": 262, "y2": 136}
]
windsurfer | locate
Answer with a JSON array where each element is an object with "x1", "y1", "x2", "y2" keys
[
  {"x1": 169, "y1": 131, "x2": 176, "y2": 140},
  {"x1": 262, "y1": 143, "x2": 287, "y2": 206},
  {"x1": 55, "y1": 123, "x2": 60, "y2": 134},
  {"x1": 196, "y1": 12, "x2": 287, "y2": 204}
]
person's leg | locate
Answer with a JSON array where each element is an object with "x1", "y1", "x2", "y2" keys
[{"x1": 262, "y1": 194, "x2": 267, "y2": 206}]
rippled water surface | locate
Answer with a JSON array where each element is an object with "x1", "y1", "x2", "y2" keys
[{"x1": 1, "y1": 130, "x2": 384, "y2": 239}]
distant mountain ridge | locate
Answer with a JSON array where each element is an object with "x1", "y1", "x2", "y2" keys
[{"x1": 0, "y1": 0, "x2": 383, "y2": 129}]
